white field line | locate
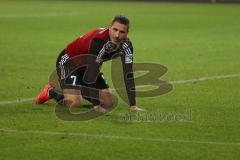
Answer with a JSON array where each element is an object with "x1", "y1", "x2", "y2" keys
[
  {"x1": 169, "y1": 73, "x2": 240, "y2": 84},
  {"x1": 0, "y1": 128, "x2": 239, "y2": 146},
  {"x1": 0, "y1": 98, "x2": 34, "y2": 105},
  {"x1": 0, "y1": 13, "x2": 81, "y2": 18},
  {"x1": 0, "y1": 73, "x2": 239, "y2": 105}
]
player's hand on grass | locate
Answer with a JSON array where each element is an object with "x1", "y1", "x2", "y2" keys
[{"x1": 129, "y1": 105, "x2": 145, "y2": 112}]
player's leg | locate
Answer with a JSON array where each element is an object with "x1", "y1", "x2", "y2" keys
[
  {"x1": 35, "y1": 83, "x2": 54, "y2": 104},
  {"x1": 35, "y1": 84, "x2": 83, "y2": 107},
  {"x1": 52, "y1": 65, "x2": 84, "y2": 107},
  {"x1": 90, "y1": 73, "x2": 115, "y2": 109},
  {"x1": 99, "y1": 88, "x2": 115, "y2": 108},
  {"x1": 35, "y1": 83, "x2": 114, "y2": 110},
  {"x1": 80, "y1": 72, "x2": 114, "y2": 112},
  {"x1": 35, "y1": 49, "x2": 80, "y2": 106},
  {"x1": 61, "y1": 88, "x2": 83, "y2": 107}
]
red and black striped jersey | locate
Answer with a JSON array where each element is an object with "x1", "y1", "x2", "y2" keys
[
  {"x1": 65, "y1": 28, "x2": 110, "y2": 58},
  {"x1": 63, "y1": 28, "x2": 136, "y2": 106}
]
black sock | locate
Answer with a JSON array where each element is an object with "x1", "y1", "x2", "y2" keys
[{"x1": 49, "y1": 88, "x2": 64, "y2": 105}]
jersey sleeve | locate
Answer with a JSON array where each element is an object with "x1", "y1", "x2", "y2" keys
[{"x1": 121, "y1": 47, "x2": 136, "y2": 106}]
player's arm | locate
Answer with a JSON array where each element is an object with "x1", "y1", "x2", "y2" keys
[
  {"x1": 120, "y1": 41, "x2": 143, "y2": 111},
  {"x1": 120, "y1": 40, "x2": 136, "y2": 106},
  {"x1": 87, "y1": 39, "x2": 119, "y2": 107},
  {"x1": 85, "y1": 38, "x2": 106, "y2": 107},
  {"x1": 121, "y1": 56, "x2": 136, "y2": 106}
]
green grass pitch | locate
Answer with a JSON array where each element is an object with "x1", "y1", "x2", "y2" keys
[{"x1": 0, "y1": 0, "x2": 240, "y2": 159}]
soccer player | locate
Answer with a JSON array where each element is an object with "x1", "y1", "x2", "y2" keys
[{"x1": 35, "y1": 15, "x2": 142, "y2": 113}]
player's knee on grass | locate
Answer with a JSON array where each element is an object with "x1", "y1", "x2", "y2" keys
[
  {"x1": 64, "y1": 95, "x2": 82, "y2": 107},
  {"x1": 101, "y1": 96, "x2": 115, "y2": 108},
  {"x1": 62, "y1": 89, "x2": 82, "y2": 107},
  {"x1": 100, "y1": 90, "x2": 115, "y2": 108}
]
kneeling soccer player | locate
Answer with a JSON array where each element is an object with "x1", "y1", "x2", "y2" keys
[{"x1": 35, "y1": 15, "x2": 143, "y2": 113}]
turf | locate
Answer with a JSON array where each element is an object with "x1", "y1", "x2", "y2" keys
[{"x1": 0, "y1": 0, "x2": 240, "y2": 159}]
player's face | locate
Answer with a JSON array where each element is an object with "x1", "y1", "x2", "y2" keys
[{"x1": 109, "y1": 22, "x2": 128, "y2": 44}]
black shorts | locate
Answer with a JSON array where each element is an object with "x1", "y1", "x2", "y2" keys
[{"x1": 56, "y1": 50, "x2": 109, "y2": 90}]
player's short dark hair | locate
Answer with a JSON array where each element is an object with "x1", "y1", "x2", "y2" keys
[{"x1": 111, "y1": 15, "x2": 130, "y2": 31}]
